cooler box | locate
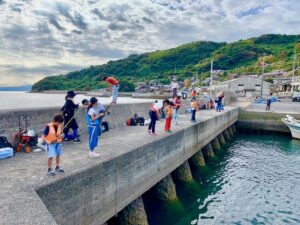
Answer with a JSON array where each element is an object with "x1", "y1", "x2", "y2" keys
[{"x1": 0, "y1": 147, "x2": 14, "y2": 160}]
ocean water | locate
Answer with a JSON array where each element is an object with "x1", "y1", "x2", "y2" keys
[
  {"x1": 144, "y1": 133, "x2": 300, "y2": 225},
  {"x1": 0, "y1": 92, "x2": 153, "y2": 110}
]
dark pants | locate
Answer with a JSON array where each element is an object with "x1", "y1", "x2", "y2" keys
[
  {"x1": 148, "y1": 111, "x2": 157, "y2": 133},
  {"x1": 191, "y1": 110, "x2": 196, "y2": 121},
  {"x1": 63, "y1": 117, "x2": 79, "y2": 139},
  {"x1": 172, "y1": 88, "x2": 177, "y2": 98}
]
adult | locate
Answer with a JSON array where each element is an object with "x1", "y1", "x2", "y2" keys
[
  {"x1": 203, "y1": 92, "x2": 210, "y2": 109},
  {"x1": 266, "y1": 93, "x2": 273, "y2": 111},
  {"x1": 191, "y1": 88, "x2": 197, "y2": 100},
  {"x1": 171, "y1": 79, "x2": 179, "y2": 98},
  {"x1": 216, "y1": 91, "x2": 224, "y2": 112},
  {"x1": 60, "y1": 91, "x2": 81, "y2": 143},
  {"x1": 173, "y1": 95, "x2": 182, "y2": 124},
  {"x1": 102, "y1": 76, "x2": 119, "y2": 104},
  {"x1": 148, "y1": 99, "x2": 169, "y2": 135}
]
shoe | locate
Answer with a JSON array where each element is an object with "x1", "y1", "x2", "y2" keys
[
  {"x1": 64, "y1": 138, "x2": 72, "y2": 142},
  {"x1": 152, "y1": 133, "x2": 159, "y2": 136},
  {"x1": 148, "y1": 130, "x2": 152, "y2": 134},
  {"x1": 73, "y1": 138, "x2": 81, "y2": 143},
  {"x1": 47, "y1": 168, "x2": 56, "y2": 176},
  {"x1": 89, "y1": 152, "x2": 100, "y2": 158},
  {"x1": 55, "y1": 166, "x2": 64, "y2": 173}
]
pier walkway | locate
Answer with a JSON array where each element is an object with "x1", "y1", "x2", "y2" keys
[{"x1": 0, "y1": 107, "x2": 238, "y2": 225}]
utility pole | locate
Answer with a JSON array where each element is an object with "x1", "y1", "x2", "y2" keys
[
  {"x1": 260, "y1": 53, "x2": 266, "y2": 98},
  {"x1": 292, "y1": 54, "x2": 296, "y2": 93},
  {"x1": 210, "y1": 59, "x2": 213, "y2": 99}
]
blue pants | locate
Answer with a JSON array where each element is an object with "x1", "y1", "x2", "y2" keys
[
  {"x1": 173, "y1": 108, "x2": 180, "y2": 123},
  {"x1": 112, "y1": 85, "x2": 119, "y2": 103},
  {"x1": 47, "y1": 143, "x2": 62, "y2": 158},
  {"x1": 88, "y1": 125, "x2": 99, "y2": 151},
  {"x1": 191, "y1": 110, "x2": 196, "y2": 121},
  {"x1": 148, "y1": 111, "x2": 157, "y2": 133},
  {"x1": 217, "y1": 101, "x2": 222, "y2": 111}
]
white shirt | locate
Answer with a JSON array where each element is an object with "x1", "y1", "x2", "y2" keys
[
  {"x1": 151, "y1": 101, "x2": 163, "y2": 112},
  {"x1": 88, "y1": 107, "x2": 97, "y2": 117},
  {"x1": 171, "y1": 82, "x2": 179, "y2": 90}
]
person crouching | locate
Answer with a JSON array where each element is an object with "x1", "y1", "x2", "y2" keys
[
  {"x1": 43, "y1": 114, "x2": 64, "y2": 176},
  {"x1": 86, "y1": 97, "x2": 105, "y2": 158}
]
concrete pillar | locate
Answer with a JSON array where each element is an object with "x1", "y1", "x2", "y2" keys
[
  {"x1": 117, "y1": 197, "x2": 149, "y2": 225},
  {"x1": 172, "y1": 161, "x2": 193, "y2": 183},
  {"x1": 189, "y1": 150, "x2": 206, "y2": 167},
  {"x1": 152, "y1": 174, "x2": 177, "y2": 201},
  {"x1": 228, "y1": 127, "x2": 234, "y2": 138},
  {"x1": 223, "y1": 130, "x2": 231, "y2": 142},
  {"x1": 211, "y1": 138, "x2": 221, "y2": 153},
  {"x1": 232, "y1": 124, "x2": 237, "y2": 134},
  {"x1": 218, "y1": 133, "x2": 226, "y2": 146},
  {"x1": 202, "y1": 143, "x2": 215, "y2": 160}
]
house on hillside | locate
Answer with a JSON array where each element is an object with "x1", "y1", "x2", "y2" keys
[
  {"x1": 214, "y1": 75, "x2": 270, "y2": 97},
  {"x1": 273, "y1": 77, "x2": 292, "y2": 92}
]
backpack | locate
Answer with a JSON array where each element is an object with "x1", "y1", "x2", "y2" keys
[{"x1": 127, "y1": 118, "x2": 137, "y2": 126}]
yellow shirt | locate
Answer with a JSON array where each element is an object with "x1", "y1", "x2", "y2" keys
[
  {"x1": 166, "y1": 105, "x2": 173, "y2": 117},
  {"x1": 191, "y1": 101, "x2": 198, "y2": 110}
]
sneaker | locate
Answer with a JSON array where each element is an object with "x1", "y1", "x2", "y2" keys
[
  {"x1": 64, "y1": 138, "x2": 72, "y2": 142},
  {"x1": 152, "y1": 133, "x2": 159, "y2": 136},
  {"x1": 148, "y1": 130, "x2": 152, "y2": 134},
  {"x1": 47, "y1": 168, "x2": 56, "y2": 176},
  {"x1": 73, "y1": 138, "x2": 81, "y2": 143},
  {"x1": 89, "y1": 151, "x2": 100, "y2": 158},
  {"x1": 55, "y1": 166, "x2": 64, "y2": 173}
]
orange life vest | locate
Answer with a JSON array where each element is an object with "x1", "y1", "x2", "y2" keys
[{"x1": 43, "y1": 122, "x2": 63, "y2": 144}]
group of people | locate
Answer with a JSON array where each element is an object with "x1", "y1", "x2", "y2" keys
[{"x1": 43, "y1": 76, "x2": 119, "y2": 176}]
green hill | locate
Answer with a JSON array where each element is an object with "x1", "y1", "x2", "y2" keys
[{"x1": 32, "y1": 34, "x2": 300, "y2": 92}]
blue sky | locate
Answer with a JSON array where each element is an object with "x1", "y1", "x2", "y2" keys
[{"x1": 0, "y1": 0, "x2": 299, "y2": 86}]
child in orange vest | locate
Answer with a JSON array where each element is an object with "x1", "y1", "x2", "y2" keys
[
  {"x1": 165, "y1": 101, "x2": 174, "y2": 133},
  {"x1": 43, "y1": 114, "x2": 64, "y2": 176}
]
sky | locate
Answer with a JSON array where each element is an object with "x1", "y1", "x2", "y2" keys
[{"x1": 0, "y1": 0, "x2": 300, "y2": 86}]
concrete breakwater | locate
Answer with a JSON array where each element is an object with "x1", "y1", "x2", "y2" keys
[{"x1": 0, "y1": 105, "x2": 238, "y2": 225}]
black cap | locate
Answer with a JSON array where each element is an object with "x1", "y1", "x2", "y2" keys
[
  {"x1": 67, "y1": 91, "x2": 77, "y2": 97},
  {"x1": 90, "y1": 97, "x2": 98, "y2": 105}
]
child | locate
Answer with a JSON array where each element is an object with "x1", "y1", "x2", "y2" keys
[
  {"x1": 102, "y1": 76, "x2": 119, "y2": 104},
  {"x1": 86, "y1": 97, "x2": 105, "y2": 158},
  {"x1": 165, "y1": 101, "x2": 174, "y2": 133},
  {"x1": 43, "y1": 114, "x2": 64, "y2": 176},
  {"x1": 61, "y1": 91, "x2": 81, "y2": 143},
  {"x1": 191, "y1": 99, "x2": 198, "y2": 122},
  {"x1": 173, "y1": 95, "x2": 182, "y2": 124}
]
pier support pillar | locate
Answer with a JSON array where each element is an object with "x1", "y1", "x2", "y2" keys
[
  {"x1": 203, "y1": 143, "x2": 215, "y2": 160},
  {"x1": 117, "y1": 197, "x2": 149, "y2": 225},
  {"x1": 152, "y1": 174, "x2": 177, "y2": 201},
  {"x1": 211, "y1": 138, "x2": 222, "y2": 153},
  {"x1": 189, "y1": 150, "x2": 206, "y2": 167},
  {"x1": 228, "y1": 127, "x2": 234, "y2": 138},
  {"x1": 223, "y1": 130, "x2": 231, "y2": 142},
  {"x1": 172, "y1": 161, "x2": 193, "y2": 183},
  {"x1": 232, "y1": 124, "x2": 237, "y2": 134},
  {"x1": 218, "y1": 133, "x2": 226, "y2": 146}
]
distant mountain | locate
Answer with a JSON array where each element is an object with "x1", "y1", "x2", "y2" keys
[
  {"x1": 32, "y1": 34, "x2": 300, "y2": 92},
  {"x1": 0, "y1": 85, "x2": 32, "y2": 92}
]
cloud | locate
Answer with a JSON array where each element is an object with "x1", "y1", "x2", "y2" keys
[{"x1": 0, "y1": 0, "x2": 300, "y2": 86}]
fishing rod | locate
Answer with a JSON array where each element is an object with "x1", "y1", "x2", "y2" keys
[{"x1": 62, "y1": 104, "x2": 81, "y2": 130}]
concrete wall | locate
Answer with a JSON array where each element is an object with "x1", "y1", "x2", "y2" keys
[
  {"x1": 36, "y1": 108, "x2": 238, "y2": 225},
  {"x1": 237, "y1": 109, "x2": 294, "y2": 133},
  {"x1": 0, "y1": 103, "x2": 151, "y2": 142}
]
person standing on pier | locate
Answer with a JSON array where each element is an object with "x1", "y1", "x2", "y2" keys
[
  {"x1": 61, "y1": 91, "x2": 81, "y2": 143},
  {"x1": 191, "y1": 99, "x2": 198, "y2": 122},
  {"x1": 171, "y1": 78, "x2": 179, "y2": 98},
  {"x1": 173, "y1": 95, "x2": 182, "y2": 124},
  {"x1": 191, "y1": 88, "x2": 197, "y2": 100},
  {"x1": 165, "y1": 101, "x2": 174, "y2": 133},
  {"x1": 148, "y1": 99, "x2": 169, "y2": 135},
  {"x1": 86, "y1": 97, "x2": 105, "y2": 158},
  {"x1": 266, "y1": 93, "x2": 273, "y2": 111},
  {"x1": 102, "y1": 76, "x2": 119, "y2": 104},
  {"x1": 43, "y1": 114, "x2": 64, "y2": 176},
  {"x1": 216, "y1": 91, "x2": 224, "y2": 112}
]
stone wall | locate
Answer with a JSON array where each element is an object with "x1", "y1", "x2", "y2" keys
[
  {"x1": 0, "y1": 103, "x2": 151, "y2": 141},
  {"x1": 36, "y1": 108, "x2": 238, "y2": 225}
]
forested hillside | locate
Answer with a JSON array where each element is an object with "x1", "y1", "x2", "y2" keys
[{"x1": 32, "y1": 34, "x2": 300, "y2": 92}]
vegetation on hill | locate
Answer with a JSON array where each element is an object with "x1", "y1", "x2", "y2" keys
[{"x1": 32, "y1": 34, "x2": 300, "y2": 92}]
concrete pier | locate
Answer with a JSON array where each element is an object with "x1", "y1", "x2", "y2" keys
[
  {"x1": 117, "y1": 197, "x2": 149, "y2": 225},
  {"x1": 0, "y1": 105, "x2": 238, "y2": 225},
  {"x1": 172, "y1": 161, "x2": 193, "y2": 183},
  {"x1": 189, "y1": 150, "x2": 206, "y2": 168},
  {"x1": 152, "y1": 174, "x2": 177, "y2": 201},
  {"x1": 223, "y1": 130, "x2": 231, "y2": 141},
  {"x1": 202, "y1": 143, "x2": 215, "y2": 160},
  {"x1": 211, "y1": 138, "x2": 222, "y2": 153},
  {"x1": 218, "y1": 133, "x2": 226, "y2": 146}
]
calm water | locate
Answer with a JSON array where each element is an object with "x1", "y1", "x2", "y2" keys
[
  {"x1": 145, "y1": 133, "x2": 300, "y2": 225},
  {"x1": 0, "y1": 92, "x2": 153, "y2": 110}
]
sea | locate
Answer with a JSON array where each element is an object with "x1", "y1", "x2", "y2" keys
[{"x1": 0, "y1": 91, "x2": 153, "y2": 110}]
